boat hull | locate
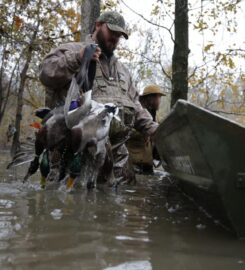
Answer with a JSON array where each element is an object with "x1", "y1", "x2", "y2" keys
[{"x1": 155, "y1": 100, "x2": 245, "y2": 238}]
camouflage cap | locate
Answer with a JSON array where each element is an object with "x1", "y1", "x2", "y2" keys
[{"x1": 96, "y1": 11, "x2": 128, "y2": 39}]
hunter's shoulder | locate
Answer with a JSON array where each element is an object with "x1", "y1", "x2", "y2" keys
[
  {"x1": 57, "y1": 35, "x2": 94, "y2": 51},
  {"x1": 57, "y1": 42, "x2": 86, "y2": 51}
]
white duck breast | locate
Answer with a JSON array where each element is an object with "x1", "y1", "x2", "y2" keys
[{"x1": 72, "y1": 102, "x2": 119, "y2": 154}]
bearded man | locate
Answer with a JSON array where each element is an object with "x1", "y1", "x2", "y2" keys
[{"x1": 39, "y1": 11, "x2": 158, "y2": 182}]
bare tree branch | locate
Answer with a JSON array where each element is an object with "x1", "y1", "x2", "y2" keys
[
  {"x1": 120, "y1": 47, "x2": 172, "y2": 81},
  {"x1": 119, "y1": 0, "x2": 175, "y2": 44}
]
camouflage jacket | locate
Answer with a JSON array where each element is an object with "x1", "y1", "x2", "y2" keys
[{"x1": 39, "y1": 35, "x2": 158, "y2": 136}]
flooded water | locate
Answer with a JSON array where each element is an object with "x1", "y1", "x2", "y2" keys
[{"x1": 0, "y1": 150, "x2": 245, "y2": 270}]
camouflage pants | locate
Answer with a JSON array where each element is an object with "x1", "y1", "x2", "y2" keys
[{"x1": 112, "y1": 142, "x2": 136, "y2": 185}]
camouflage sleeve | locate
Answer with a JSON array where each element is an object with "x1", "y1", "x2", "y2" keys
[
  {"x1": 39, "y1": 43, "x2": 85, "y2": 89},
  {"x1": 127, "y1": 76, "x2": 159, "y2": 136}
]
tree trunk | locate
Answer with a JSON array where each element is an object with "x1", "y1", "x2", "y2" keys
[
  {"x1": 0, "y1": 60, "x2": 20, "y2": 125},
  {"x1": 0, "y1": 77, "x2": 4, "y2": 124},
  {"x1": 171, "y1": 0, "x2": 189, "y2": 107},
  {"x1": 11, "y1": 48, "x2": 33, "y2": 155},
  {"x1": 11, "y1": 25, "x2": 39, "y2": 156},
  {"x1": 80, "y1": 0, "x2": 101, "y2": 41},
  {"x1": 0, "y1": 77, "x2": 9, "y2": 125},
  {"x1": 0, "y1": 44, "x2": 9, "y2": 125}
]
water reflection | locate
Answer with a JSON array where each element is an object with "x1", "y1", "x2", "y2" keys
[
  {"x1": 104, "y1": 260, "x2": 152, "y2": 270},
  {"x1": 0, "y1": 151, "x2": 245, "y2": 270}
]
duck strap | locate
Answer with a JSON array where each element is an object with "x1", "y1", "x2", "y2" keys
[
  {"x1": 64, "y1": 44, "x2": 98, "y2": 129},
  {"x1": 76, "y1": 44, "x2": 97, "y2": 92}
]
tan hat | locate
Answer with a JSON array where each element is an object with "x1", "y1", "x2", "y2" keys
[{"x1": 141, "y1": 85, "x2": 166, "y2": 97}]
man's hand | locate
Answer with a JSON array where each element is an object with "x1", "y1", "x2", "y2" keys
[
  {"x1": 79, "y1": 46, "x2": 102, "y2": 62},
  {"x1": 92, "y1": 46, "x2": 102, "y2": 61}
]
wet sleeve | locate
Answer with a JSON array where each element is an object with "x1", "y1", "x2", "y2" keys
[
  {"x1": 39, "y1": 43, "x2": 84, "y2": 89},
  {"x1": 128, "y1": 76, "x2": 159, "y2": 136}
]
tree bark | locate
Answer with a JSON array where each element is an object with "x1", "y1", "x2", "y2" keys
[
  {"x1": 171, "y1": 0, "x2": 189, "y2": 107},
  {"x1": 11, "y1": 24, "x2": 39, "y2": 156},
  {"x1": 0, "y1": 60, "x2": 21, "y2": 124},
  {"x1": 0, "y1": 43, "x2": 10, "y2": 124},
  {"x1": 0, "y1": 77, "x2": 4, "y2": 124},
  {"x1": 80, "y1": 0, "x2": 101, "y2": 41}
]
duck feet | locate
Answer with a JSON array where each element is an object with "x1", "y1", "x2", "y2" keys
[
  {"x1": 66, "y1": 177, "x2": 75, "y2": 190},
  {"x1": 40, "y1": 176, "x2": 46, "y2": 189}
]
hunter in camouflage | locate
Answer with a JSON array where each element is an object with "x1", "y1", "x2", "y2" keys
[{"x1": 39, "y1": 11, "x2": 158, "y2": 182}]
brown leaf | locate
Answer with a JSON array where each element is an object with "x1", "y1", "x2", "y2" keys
[{"x1": 14, "y1": 16, "x2": 23, "y2": 31}]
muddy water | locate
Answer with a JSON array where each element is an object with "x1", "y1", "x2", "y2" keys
[{"x1": 0, "y1": 150, "x2": 245, "y2": 270}]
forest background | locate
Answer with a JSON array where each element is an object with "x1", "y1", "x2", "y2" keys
[{"x1": 0, "y1": 0, "x2": 244, "y2": 151}]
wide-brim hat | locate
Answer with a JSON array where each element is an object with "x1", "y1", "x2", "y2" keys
[{"x1": 141, "y1": 84, "x2": 166, "y2": 97}]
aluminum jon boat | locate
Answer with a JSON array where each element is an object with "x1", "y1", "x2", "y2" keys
[{"x1": 154, "y1": 99, "x2": 245, "y2": 238}]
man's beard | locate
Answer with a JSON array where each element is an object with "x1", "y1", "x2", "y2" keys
[{"x1": 96, "y1": 29, "x2": 116, "y2": 58}]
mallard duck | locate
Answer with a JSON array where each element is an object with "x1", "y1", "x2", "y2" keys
[
  {"x1": 66, "y1": 102, "x2": 119, "y2": 189},
  {"x1": 21, "y1": 44, "x2": 98, "y2": 186},
  {"x1": 8, "y1": 44, "x2": 118, "y2": 190}
]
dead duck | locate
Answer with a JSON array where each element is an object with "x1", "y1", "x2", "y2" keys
[
  {"x1": 16, "y1": 44, "x2": 98, "y2": 187},
  {"x1": 20, "y1": 105, "x2": 70, "y2": 187},
  {"x1": 8, "y1": 44, "x2": 116, "y2": 189},
  {"x1": 66, "y1": 102, "x2": 119, "y2": 190},
  {"x1": 22, "y1": 110, "x2": 73, "y2": 187}
]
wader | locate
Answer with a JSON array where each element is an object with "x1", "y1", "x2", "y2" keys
[{"x1": 92, "y1": 62, "x2": 135, "y2": 181}]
